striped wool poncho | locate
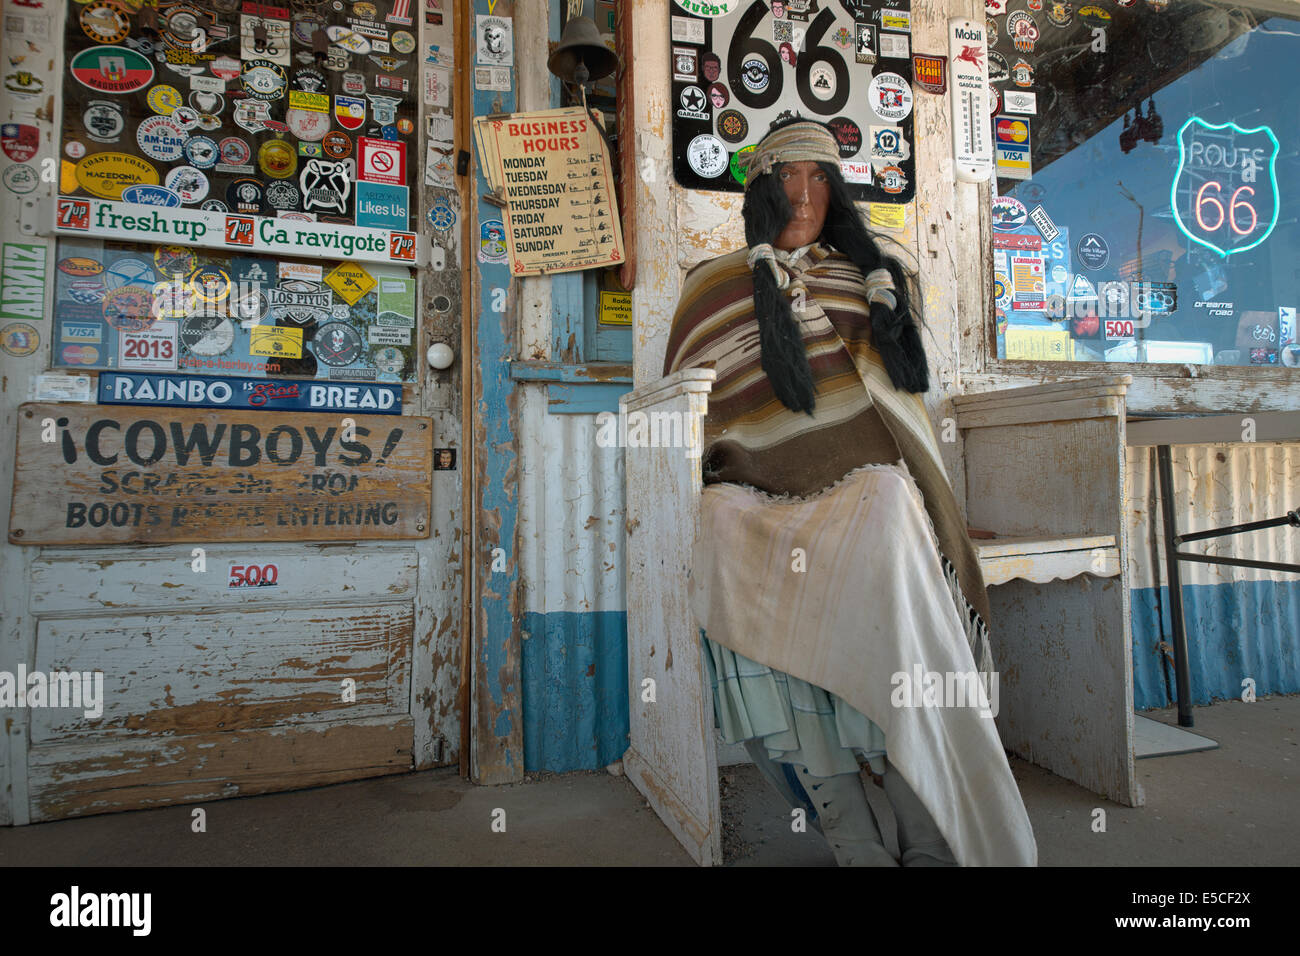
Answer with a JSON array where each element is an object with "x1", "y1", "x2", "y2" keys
[{"x1": 664, "y1": 241, "x2": 1038, "y2": 866}]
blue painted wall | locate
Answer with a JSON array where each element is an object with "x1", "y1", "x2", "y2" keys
[
  {"x1": 521, "y1": 611, "x2": 630, "y2": 771},
  {"x1": 1132, "y1": 580, "x2": 1300, "y2": 709}
]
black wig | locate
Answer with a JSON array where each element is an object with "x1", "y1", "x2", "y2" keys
[{"x1": 741, "y1": 119, "x2": 930, "y2": 414}]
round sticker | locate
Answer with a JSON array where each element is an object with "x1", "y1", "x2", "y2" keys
[
  {"x1": 227, "y1": 178, "x2": 265, "y2": 214},
  {"x1": 102, "y1": 286, "x2": 155, "y2": 332},
  {"x1": 181, "y1": 315, "x2": 235, "y2": 356},
  {"x1": 986, "y1": 17, "x2": 999, "y2": 46},
  {"x1": 869, "y1": 72, "x2": 913, "y2": 121},
  {"x1": 809, "y1": 65, "x2": 837, "y2": 99},
  {"x1": 265, "y1": 180, "x2": 300, "y2": 209},
  {"x1": 146, "y1": 85, "x2": 183, "y2": 115},
  {"x1": 189, "y1": 266, "x2": 231, "y2": 304},
  {"x1": 58, "y1": 257, "x2": 104, "y2": 277},
  {"x1": 137, "y1": 114, "x2": 188, "y2": 161},
  {"x1": 2, "y1": 164, "x2": 38, "y2": 194},
  {"x1": 80, "y1": 0, "x2": 131, "y2": 43},
  {"x1": 0, "y1": 322, "x2": 39, "y2": 357},
  {"x1": 828, "y1": 116, "x2": 862, "y2": 158},
  {"x1": 70, "y1": 45, "x2": 153, "y2": 93},
  {"x1": 201, "y1": 199, "x2": 228, "y2": 213},
  {"x1": 314, "y1": 322, "x2": 364, "y2": 366},
  {"x1": 154, "y1": 245, "x2": 196, "y2": 278},
  {"x1": 184, "y1": 135, "x2": 218, "y2": 168},
  {"x1": 1077, "y1": 233, "x2": 1109, "y2": 270},
  {"x1": 687, "y1": 134, "x2": 728, "y2": 178},
  {"x1": 65, "y1": 141, "x2": 87, "y2": 159},
  {"x1": 716, "y1": 109, "x2": 748, "y2": 144},
  {"x1": 75, "y1": 152, "x2": 159, "y2": 200},
  {"x1": 730, "y1": 143, "x2": 756, "y2": 185},
  {"x1": 259, "y1": 139, "x2": 299, "y2": 178},
  {"x1": 165, "y1": 165, "x2": 209, "y2": 204},
  {"x1": 218, "y1": 136, "x2": 251, "y2": 166},
  {"x1": 392, "y1": 31, "x2": 415, "y2": 54},
  {"x1": 286, "y1": 109, "x2": 330, "y2": 143},
  {"x1": 292, "y1": 15, "x2": 326, "y2": 46},
  {"x1": 740, "y1": 54, "x2": 770, "y2": 93},
  {"x1": 171, "y1": 107, "x2": 201, "y2": 132},
  {"x1": 104, "y1": 257, "x2": 155, "y2": 290},
  {"x1": 84, "y1": 100, "x2": 124, "y2": 143},
  {"x1": 397, "y1": 117, "x2": 414, "y2": 135}
]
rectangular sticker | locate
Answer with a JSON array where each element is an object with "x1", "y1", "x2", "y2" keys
[
  {"x1": 249, "y1": 324, "x2": 303, "y2": 358},
  {"x1": 118, "y1": 321, "x2": 178, "y2": 371},
  {"x1": 0, "y1": 241, "x2": 48, "y2": 323},
  {"x1": 97, "y1": 372, "x2": 402, "y2": 413}
]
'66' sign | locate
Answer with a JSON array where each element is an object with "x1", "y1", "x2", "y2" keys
[{"x1": 1171, "y1": 117, "x2": 1279, "y2": 259}]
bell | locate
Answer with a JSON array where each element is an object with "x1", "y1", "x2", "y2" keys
[{"x1": 547, "y1": 15, "x2": 617, "y2": 85}]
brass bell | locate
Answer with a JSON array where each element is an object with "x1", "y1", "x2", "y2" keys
[{"x1": 547, "y1": 15, "x2": 617, "y2": 85}]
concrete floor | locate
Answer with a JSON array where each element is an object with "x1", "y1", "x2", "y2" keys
[{"x1": 1, "y1": 695, "x2": 1296, "y2": 866}]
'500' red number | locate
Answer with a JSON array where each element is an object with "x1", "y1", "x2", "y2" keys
[
  {"x1": 229, "y1": 564, "x2": 279, "y2": 588},
  {"x1": 1195, "y1": 181, "x2": 1258, "y2": 236}
]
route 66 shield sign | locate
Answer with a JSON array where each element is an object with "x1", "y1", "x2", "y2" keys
[{"x1": 1171, "y1": 117, "x2": 1279, "y2": 258}]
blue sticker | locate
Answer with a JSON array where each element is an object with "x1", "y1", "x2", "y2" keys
[
  {"x1": 354, "y1": 181, "x2": 409, "y2": 230},
  {"x1": 428, "y1": 199, "x2": 456, "y2": 231},
  {"x1": 98, "y1": 371, "x2": 402, "y2": 413}
]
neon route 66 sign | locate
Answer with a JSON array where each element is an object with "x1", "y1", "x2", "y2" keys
[{"x1": 1170, "y1": 117, "x2": 1280, "y2": 259}]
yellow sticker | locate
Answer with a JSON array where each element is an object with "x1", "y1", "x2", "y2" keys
[
  {"x1": 598, "y1": 290, "x2": 632, "y2": 326},
  {"x1": 1004, "y1": 326, "x2": 1075, "y2": 361},
  {"x1": 249, "y1": 325, "x2": 303, "y2": 358},
  {"x1": 868, "y1": 202, "x2": 907, "y2": 231},
  {"x1": 324, "y1": 262, "x2": 376, "y2": 305},
  {"x1": 74, "y1": 152, "x2": 159, "y2": 200},
  {"x1": 60, "y1": 159, "x2": 78, "y2": 195}
]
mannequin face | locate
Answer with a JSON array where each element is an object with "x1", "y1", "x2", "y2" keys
[{"x1": 773, "y1": 161, "x2": 830, "y2": 251}]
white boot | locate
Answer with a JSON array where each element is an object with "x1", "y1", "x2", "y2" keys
[
  {"x1": 880, "y1": 762, "x2": 958, "y2": 866},
  {"x1": 796, "y1": 764, "x2": 898, "y2": 867}
]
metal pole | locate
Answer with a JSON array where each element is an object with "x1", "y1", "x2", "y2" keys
[{"x1": 1157, "y1": 444, "x2": 1194, "y2": 728}]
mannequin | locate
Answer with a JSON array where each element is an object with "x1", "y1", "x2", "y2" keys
[{"x1": 663, "y1": 118, "x2": 1037, "y2": 866}]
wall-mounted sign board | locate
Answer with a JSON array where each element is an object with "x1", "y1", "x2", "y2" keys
[
  {"x1": 669, "y1": 0, "x2": 916, "y2": 203},
  {"x1": 52, "y1": 196, "x2": 422, "y2": 266},
  {"x1": 9, "y1": 404, "x2": 432, "y2": 546}
]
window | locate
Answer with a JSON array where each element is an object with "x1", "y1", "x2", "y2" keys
[{"x1": 990, "y1": 0, "x2": 1299, "y2": 369}]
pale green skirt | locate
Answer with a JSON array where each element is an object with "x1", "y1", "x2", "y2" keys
[{"x1": 702, "y1": 633, "x2": 888, "y2": 777}]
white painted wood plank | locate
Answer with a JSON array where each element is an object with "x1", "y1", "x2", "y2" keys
[
  {"x1": 29, "y1": 604, "x2": 414, "y2": 742},
  {"x1": 28, "y1": 546, "x2": 419, "y2": 614},
  {"x1": 624, "y1": 382, "x2": 722, "y2": 866}
]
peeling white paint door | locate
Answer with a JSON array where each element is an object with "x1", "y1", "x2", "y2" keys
[{"x1": 622, "y1": 370, "x2": 722, "y2": 865}]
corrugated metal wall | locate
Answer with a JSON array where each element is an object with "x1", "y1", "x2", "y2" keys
[
  {"x1": 1126, "y1": 440, "x2": 1300, "y2": 709},
  {"x1": 516, "y1": 385, "x2": 629, "y2": 771}
]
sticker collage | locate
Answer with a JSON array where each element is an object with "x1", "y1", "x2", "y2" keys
[{"x1": 50, "y1": 0, "x2": 422, "y2": 384}]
